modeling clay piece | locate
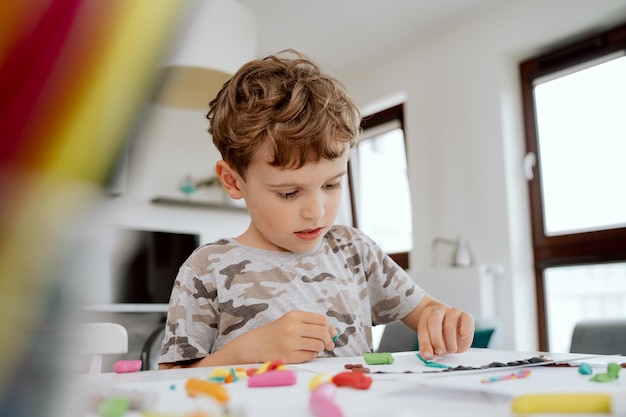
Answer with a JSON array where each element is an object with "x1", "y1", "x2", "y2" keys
[
  {"x1": 481, "y1": 368, "x2": 531, "y2": 383},
  {"x1": 309, "y1": 373, "x2": 333, "y2": 391},
  {"x1": 254, "y1": 358, "x2": 287, "y2": 375},
  {"x1": 590, "y1": 362, "x2": 621, "y2": 383},
  {"x1": 185, "y1": 378, "x2": 229, "y2": 404},
  {"x1": 344, "y1": 364, "x2": 370, "y2": 373},
  {"x1": 248, "y1": 370, "x2": 298, "y2": 387},
  {"x1": 310, "y1": 383, "x2": 344, "y2": 417},
  {"x1": 431, "y1": 355, "x2": 551, "y2": 373},
  {"x1": 208, "y1": 367, "x2": 247, "y2": 383},
  {"x1": 363, "y1": 352, "x2": 394, "y2": 365},
  {"x1": 265, "y1": 358, "x2": 287, "y2": 371},
  {"x1": 113, "y1": 360, "x2": 142, "y2": 373},
  {"x1": 97, "y1": 397, "x2": 129, "y2": 417},
  {"x1": 208, "y1": 368, "x2": 230, "y2": 383},
  {"x1": 416, "y1": 353, "x2": 449, "y2": 368},
  {"x1": 578, "y1": 363, "x2": 593, "y2": 375},
  {"x1": 332, "y1": 371, "x2": 372, "y2": 389},
  {"x1": 511, "y1": 393, "x2": 622, "y2": 414}
]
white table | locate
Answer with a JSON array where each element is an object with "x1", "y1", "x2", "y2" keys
[{"x1": 73, "y1": 349, "x2": 626, "y2": 417}]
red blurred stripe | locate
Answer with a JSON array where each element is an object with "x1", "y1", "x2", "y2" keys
[{"x1": 0, "y1": 0, "x2": 81, "y2": 166}]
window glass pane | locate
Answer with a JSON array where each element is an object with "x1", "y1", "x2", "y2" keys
[
  {"x1": 544, "y1": 262, "x2": 626, "y2": 352},
  {"x1": 354, "y1": 127, "x2": 412, "y2": 253},
  {"x1": 534, "y1": 55, "x2": 626, "y2": 236}
]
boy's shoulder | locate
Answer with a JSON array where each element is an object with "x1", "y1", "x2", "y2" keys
[
  {"x1": 192, "y1": 237, "x2": 238, "y2": 255},
  {"x1": 326, "y1": 224, "x2": 369, "y2": 242},
  {"x1": 325, "y1": 225, "x2": 377, "y2": 253},
  {"x1": 183, "y1": 237, "x2": 241, "y2": 268}
]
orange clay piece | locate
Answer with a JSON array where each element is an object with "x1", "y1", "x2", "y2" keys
[{"x1": 185, "y1": 378, "x2": 229, "y2": 404}]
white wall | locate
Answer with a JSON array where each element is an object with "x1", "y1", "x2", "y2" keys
[
  {"x1": 341, "y1": 0, "x2": 626, "y2": 350},
  {"x1": 110, "y1": 104, "x2": 251, "y2": 241}
]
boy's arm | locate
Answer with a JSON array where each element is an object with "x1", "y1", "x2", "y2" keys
[
  {"x1": 401, "y1": 294, "x2": 474, "y2": 360},
  {"x1": 159, "y1": 310, "x2": 336, "y2": 369}
]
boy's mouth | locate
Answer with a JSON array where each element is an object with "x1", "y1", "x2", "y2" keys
[{"x1": 295, "y1": 227, "x2": 324, "y2": 241}]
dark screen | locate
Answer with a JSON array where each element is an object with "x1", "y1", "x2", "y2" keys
[{"x1": 114, "y1": 230, "x2": 200, "y2": 303}]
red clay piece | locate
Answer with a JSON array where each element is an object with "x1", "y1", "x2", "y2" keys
[{"x1": 331, "y1": 371, "x2": 372, "y2": 389}]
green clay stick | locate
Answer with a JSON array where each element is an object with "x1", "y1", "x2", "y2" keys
[{"x1": 363, "y1": 352, "x2": 394, "y2": 365}]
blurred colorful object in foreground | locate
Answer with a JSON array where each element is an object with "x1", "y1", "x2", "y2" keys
[{"x1": 0, "y1": 1, "x2": 183, "y2": 415}]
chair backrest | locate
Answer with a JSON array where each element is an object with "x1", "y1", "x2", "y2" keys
[
  {"x1": 78, "y1": 322, "x2": 128, "y2": 374},
  {"x1": 570, "y1": 319, "x2": 626, "y2": 355},
  {"x1": 376, "y1": 318, "x2": 499, "y2": 353},
  {"x1": 376, "y1": 321, "x2": 418, "y2": 353},
  {"x1": 140, "y1": 325, "x2": 165, "y2": 370}
]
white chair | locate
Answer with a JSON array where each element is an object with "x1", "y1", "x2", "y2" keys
[{"x1": 78, "y1": 322, "x2": 128, "y2": 374}]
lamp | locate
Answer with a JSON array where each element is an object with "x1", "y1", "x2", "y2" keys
[
  {"x1": 153, "y1": 0, "x2": 257, "y2": 109},
  {"x1": 432, "y1": 235, "x2": 474, "y2": 268}
]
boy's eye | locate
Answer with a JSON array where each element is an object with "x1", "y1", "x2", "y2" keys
[
  {"x1": 278, "y1": 182, "x2": 341, "y2": 200},
  {"x1": 324, "y1": 182, "x2": 342, "y2": 191},
  {"x1": 279, "y1": 190, "x2": 299, "y2": 200}
]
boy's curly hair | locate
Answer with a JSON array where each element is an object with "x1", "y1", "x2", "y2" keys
[{"x1": 206, "y1": 49, "x2": 361, "y2": 179}]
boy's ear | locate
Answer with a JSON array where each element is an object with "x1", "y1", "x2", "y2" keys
[{"x1": 215, "y1": 160, "x2": 244, "y2": 200}]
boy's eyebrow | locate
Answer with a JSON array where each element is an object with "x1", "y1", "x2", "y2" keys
[{"x1": 268, "y1": 171, "x2": 347, "y2": 188}]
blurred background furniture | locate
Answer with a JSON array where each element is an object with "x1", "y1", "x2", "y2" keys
[
  {"x1": 141, "y1": 325, "x2": 166, "y2": 370},
  {"x1": 569, "y1": 318, "x2": 626, "y2": 355},
  {"x1": 376, "y1": 317, "x2": 499, "y2": 353},
  {"x1": 78, "y1": 322, "x2": 128, "y2": 374},
  {"x1": 83, "y1": 305, "x2": 168, "y2": 372}
]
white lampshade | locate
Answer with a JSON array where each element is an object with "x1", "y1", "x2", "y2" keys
[{"x1": 154, "y1": 0, "x2": 257, "y2": 109}]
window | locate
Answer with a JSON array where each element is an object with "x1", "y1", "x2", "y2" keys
[
  {"x1": 520, "y1": 22, "x2": 626, "y2": 351},
  {"x1": 349, "y1": 104, "x2": 411, "y2": 268}
]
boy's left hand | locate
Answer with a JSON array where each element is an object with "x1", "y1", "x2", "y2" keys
[{"x1": 404, "y1": 295, "x2": 475, "y2": 360}]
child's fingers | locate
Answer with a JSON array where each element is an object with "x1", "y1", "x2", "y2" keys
[
  {"x1": 296, "y1": 311, "x2": 337, "y2": 350},
  {"x1": 417, "y1": 336, "x2": 434, "y2": 360},
  {"x1": 417, "y1": 316, "x2": 443, "y2": 359},
  {"x1": 297, "y1": 310, "x2": 329, "y2": 326},
  {"x1": 443, "y1": 313, "x2": 460, "y2": 353},
  {"x1": 456, "y1": 313, "x2": 475, "y2": 352},
  {"x1": 284, "y1": 311, "x2": 335, "y2": 351}
]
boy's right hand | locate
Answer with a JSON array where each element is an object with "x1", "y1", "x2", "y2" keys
[{"x1": 243, "y1": 310, "x2": 336, "y2": 364}]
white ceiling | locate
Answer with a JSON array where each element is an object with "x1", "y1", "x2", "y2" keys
[{"x1": 235, "y1": 0, "x2": 515, "y2": 76}]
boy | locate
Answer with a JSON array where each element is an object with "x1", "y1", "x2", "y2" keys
[{"x1": 158, "y1": 50, "x2": 474, "y2": 369}]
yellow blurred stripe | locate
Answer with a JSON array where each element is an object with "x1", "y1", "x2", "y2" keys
[{"x1": 42, "y1": 0, "x2": 183, "y2": 183}]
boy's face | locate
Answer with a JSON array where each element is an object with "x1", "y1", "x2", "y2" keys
[{"x1": 235, "y1": 142, "x2": 349, "y2": 253}]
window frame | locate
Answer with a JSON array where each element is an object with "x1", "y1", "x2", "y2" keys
[
  {"x1": 348, "y1": 104, "x2": 409, "y2": 269},
  {"x1": 519, "y1": 21, "x2": 626, "y2": 350}
]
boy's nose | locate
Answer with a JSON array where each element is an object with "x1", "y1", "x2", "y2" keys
[{"x1": 301, "y1": 194, "x2": 325, "y2": 219}]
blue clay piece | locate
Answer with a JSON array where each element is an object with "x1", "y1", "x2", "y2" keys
[
  {"x1": 416, "y1": 353, "x2": 450, "y2": 368},
  {"x1": 578, "y1": 363, "x2": 593, "y2": 375}
]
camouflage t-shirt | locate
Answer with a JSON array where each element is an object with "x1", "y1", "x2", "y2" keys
[{"x1": 159, "y1": 225, "x2": 424, "y2": 364}]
